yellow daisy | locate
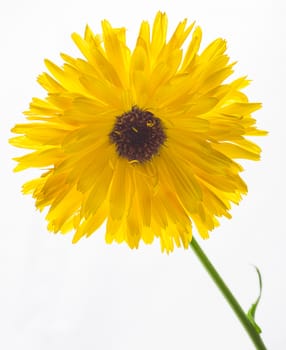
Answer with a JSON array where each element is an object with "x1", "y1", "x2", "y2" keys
[{"x1": 10, "y1": 12, "x2": 266, "y2": 252}]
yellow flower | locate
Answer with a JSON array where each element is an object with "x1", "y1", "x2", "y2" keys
[{"x1": 10, "y1": 12, "x2": 266, "y2": 252}]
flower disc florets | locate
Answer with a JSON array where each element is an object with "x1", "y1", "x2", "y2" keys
[{"x1": 109, "y1": 106, "x2": 166, "y2": 163}]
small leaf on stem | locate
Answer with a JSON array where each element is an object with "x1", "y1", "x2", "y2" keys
[{"x1": 247, "y1": 266, "x2": 263, "y2": 334}]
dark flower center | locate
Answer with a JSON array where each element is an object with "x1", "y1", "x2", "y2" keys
[{"x1": 109, "y1": 106, "x2": 166, "y2": 163}]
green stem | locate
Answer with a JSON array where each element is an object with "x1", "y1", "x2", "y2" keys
[{"x1": 190, "y1": 237, "x2": 267, "y2": 350}]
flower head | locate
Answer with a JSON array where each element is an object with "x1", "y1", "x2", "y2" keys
[{"x1": 10, "y1": 12, "x2": 266, "y2": 252}]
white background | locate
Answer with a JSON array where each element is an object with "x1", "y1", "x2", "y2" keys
[{"x1": 1, "y1": 0, "x2": 285, "y2": 349}]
